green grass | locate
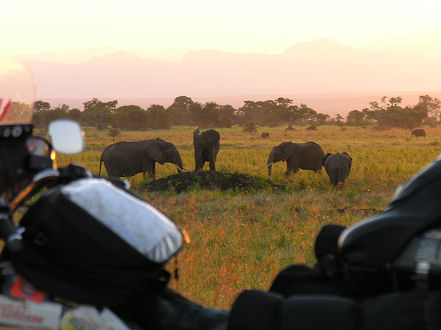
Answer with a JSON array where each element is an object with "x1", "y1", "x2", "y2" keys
[{"x1": 55, "y1": 125, "x2": 441, "y2": 309}]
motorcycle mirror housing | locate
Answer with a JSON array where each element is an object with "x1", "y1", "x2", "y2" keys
[{"x1": 48, "y1": 120, "x2": 84, "y2": 154}]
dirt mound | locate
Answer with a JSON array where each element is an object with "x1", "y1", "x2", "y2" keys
[{"x1": 147, "y1": 171, "x2": 285, "y2": 193}]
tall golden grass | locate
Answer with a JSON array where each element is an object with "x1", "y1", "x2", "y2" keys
[{"x1": 56, "y1": 125, "x2": 441, "y2": 309}]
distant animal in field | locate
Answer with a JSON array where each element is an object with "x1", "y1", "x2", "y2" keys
[
  {"x1": 411, "y1": 128, "x2": 426, "y2": 137},
  {"x1": 193, "y1": 128, "x2": 220, "y2": 172},
  {"x1": 323, "y1": 152, "x2": 352, "y2": 189},
  {"x1": 267, "y1": 141, "x2": 325, "y2": 176},
  {"x1": 285, "y1": 125, "x2": 296, "y2": 132},
  {"x1": 306, "y1": 125, "x2": 317, "y2": 131},
  {"x1": 99, "y1": 139, "x2": 185, "y2": 180},
  {"x1": 261, "y1": 132, "x2": 270, "y2": 138}
]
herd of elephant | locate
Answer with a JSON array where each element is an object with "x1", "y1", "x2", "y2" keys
[{"x1": 98, "y1": 128, "x2": 352, "y2": 189}]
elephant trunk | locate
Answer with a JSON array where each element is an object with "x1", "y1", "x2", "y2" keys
[
  {"x1": 174, "y1": 155, "x2": 184, "y2": 173},
  {"x1": 267, "y1": 153, "x2": 275, "y2": 176}
]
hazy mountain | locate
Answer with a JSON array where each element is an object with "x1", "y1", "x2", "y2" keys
[
  {"x1": 16, "y1": 47, "x2": 188, "y2": 64},
  {"x1": 362, "y1": 30, "x2": 441, "y2": 62},
  {"x1": 23, "y1": 39, "x2": 441, "y2": 114}
]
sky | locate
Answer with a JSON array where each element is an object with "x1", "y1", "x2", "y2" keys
[{"x1": 2, "y1": 0, "x2": 441, "y2": 59}]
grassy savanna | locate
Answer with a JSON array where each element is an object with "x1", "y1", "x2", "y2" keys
[{"x1": 53, "y1": 125, "x2": 441, "y2": 309}]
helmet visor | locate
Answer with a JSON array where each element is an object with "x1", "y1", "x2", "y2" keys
[{"x1": 0, "y1": 56, "x2": 34, "y2": 124}]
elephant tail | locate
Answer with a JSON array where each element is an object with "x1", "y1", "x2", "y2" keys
[{"x1": 335, "y1": 168, "x2": 348, "y2": 189}]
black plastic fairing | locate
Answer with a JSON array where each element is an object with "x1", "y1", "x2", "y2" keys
[{"x1": 339, "y1": 156, "x2": 441, "y2": 267}]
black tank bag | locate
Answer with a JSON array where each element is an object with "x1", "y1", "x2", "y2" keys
[{"x1": 6, "y1": 178, "x2": 183, "y2": 307}]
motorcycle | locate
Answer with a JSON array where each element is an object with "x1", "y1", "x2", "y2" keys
[
  {"x1": 0, "y1": 56, "x2": 229, "y2": 329},
  {"x1": 0, "y1": 119, "x2": 228, "y2": 329}
]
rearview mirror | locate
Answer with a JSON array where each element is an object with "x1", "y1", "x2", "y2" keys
[{"x1": 48, "y1": 119, "x2": 84, "y2": 154}]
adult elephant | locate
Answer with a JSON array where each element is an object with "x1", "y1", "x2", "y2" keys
[
  {"x1": 322, "y1": 152, "x2": 352, "y2": 189},
  {"x1": 267, "y1": 142, "x2": 324, "y2": 176},
  {"x1": 98, "y1": 139, "x2": 185, "y2": 179},
  {"x1": 193, "y1": 128, "x2": 220, "y2": 172}
]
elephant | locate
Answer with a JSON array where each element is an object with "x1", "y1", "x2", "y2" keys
[
  {"x1": 267, "y1": 141, "x2": 325, "y2": 176},
  {"x1": 322, "y1": 152, "x2": 352, "y2": 189},
  {"x1": 98, "y1": 139, "x2": 185, "y2": 179},
  {"x1": 193, "y1": 128, "x2": 220, "y2": 172},
  {"x1": 411, "y1": 128, "x2": 426, "y2": 137},
  {"x1": 261, "y1": 132, "x2": 270, "y2": 138}
]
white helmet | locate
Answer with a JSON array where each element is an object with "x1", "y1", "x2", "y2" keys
[{"x1": 0, "y1": 56, "x2": 34, "y2": 125}]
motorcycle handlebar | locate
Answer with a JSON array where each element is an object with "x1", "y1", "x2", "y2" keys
[
  {"x1": 1, "y1": 163, "x2": 127, "y2": 253},
  {"x1": 1, "y1": 164, "x2": 91, "y2": 253}
]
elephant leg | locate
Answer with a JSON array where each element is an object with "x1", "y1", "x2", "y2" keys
[
  {"x1": 209, "y1": 161, "x2": 216, "y2": 172},
  {"x1": 195, "y1": 149, "x2": 202, "y2": 171},
  {"x1": 208, "y1": 150, "x2": 216, "y2": 172},
  {"x1": 286, "y1": 158, "x2": 299, "y2": 176},
  {"x1": 199, "y1": 159, "x2": 206, "y2": 171},
  {"x1": 143, "y1": 159, "x2": 156, "y2": 180},
  {"x1": 195, "y1": 159, "x2": 202, "y2": 171},
  {"x1": 106, "y1": 165, "x2": 121, "y2": 178},
  {"x1": 328, "y1": 170, "x2": 339, "y2": 186},
  {"x1": 150, "y1": 162, "x2": 157, "y2": 180}
]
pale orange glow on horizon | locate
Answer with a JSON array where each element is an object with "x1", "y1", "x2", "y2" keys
[
  {"x1": 1, "y1": 0, "x2": 440, "y2": 107},
  {"x1": 1, "y1": 0, "x2": 441, "y2": 60}
]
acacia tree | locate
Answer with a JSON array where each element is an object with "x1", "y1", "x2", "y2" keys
[
  {"x1": 113, "y1": 105, "x2": 148, "y2": 130},
  {"x1": 82, "y1": 98, "x2": 117, "y2": 130},
  {"x1": 32, "y1": 103, "x2": 71, "y2": 128},
  {"x1": 108, "y1": 127, "x2": 121, "y2": 141},
  {"x1": 146, "y1": 104, "x2": 172, "y2": 129},
  {"x1": 346, "y1": 110, "x2": 365, "y2": 126},
  {"x1": 189, "y1": 102, "x2": 216, "y2": 128},
  {"x1": 414, "y1": 95, "x2": 441, "y2": 120},
  {"x1": 217, "y1": 104, "x2": 236, "y2": 128},
  {"x1": 34, "y1": 100, "x2": 50, "y2": 113},
  {"x1": 167, "y1": 96, "x2": 194, "y2": 125},
  {"x1": 353, "y1": 96, "x2": 438, "y2": 129}
]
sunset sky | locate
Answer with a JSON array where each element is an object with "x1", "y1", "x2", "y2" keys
[{"x1": 2, "y1": 0, "x2": 441, "y2": 59}]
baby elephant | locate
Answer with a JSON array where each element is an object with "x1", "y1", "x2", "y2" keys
[{"x1": 323, "y1": 152, "x2": 352, "y2": 189}]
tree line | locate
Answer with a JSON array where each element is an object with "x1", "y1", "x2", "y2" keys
[
  {"x1": 346, "y1": 95, "x2": 441, "y2": 129},
  {"x1": 33, "y1": 95, "x2": 441, "y2": 131}
]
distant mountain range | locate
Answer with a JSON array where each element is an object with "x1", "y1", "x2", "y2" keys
[{"x1": 21, "y1": 39, "x2": 441, "y2": 115}]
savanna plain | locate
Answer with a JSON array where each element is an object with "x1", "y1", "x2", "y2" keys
[{"x1": 55, "y1": 125, "x2": 441, "y2": 310}]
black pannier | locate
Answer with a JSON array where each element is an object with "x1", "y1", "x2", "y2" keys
[{"x1": 7, "y1": 178, "x2": 183, "y2": 307}]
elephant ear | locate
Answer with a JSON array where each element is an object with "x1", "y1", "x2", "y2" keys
[
  {"x1": 203, "y1": 130, "x2": 220, "y2": 145},
  {"x1": 279, "y1": 142, "x2": 297, "y2": 161},
  {"x1": 193, "y1": 129, "x2": 200, "y2": 142},
  {"x1": 342, "y1": 152, "x2": 352, "y2": 160},
  {"x1": 145, "y1": 142, "x2": 164, "y2": 165},
  {"x1": 322, "y1": 152, "x2": 332, "y2": 165}
]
